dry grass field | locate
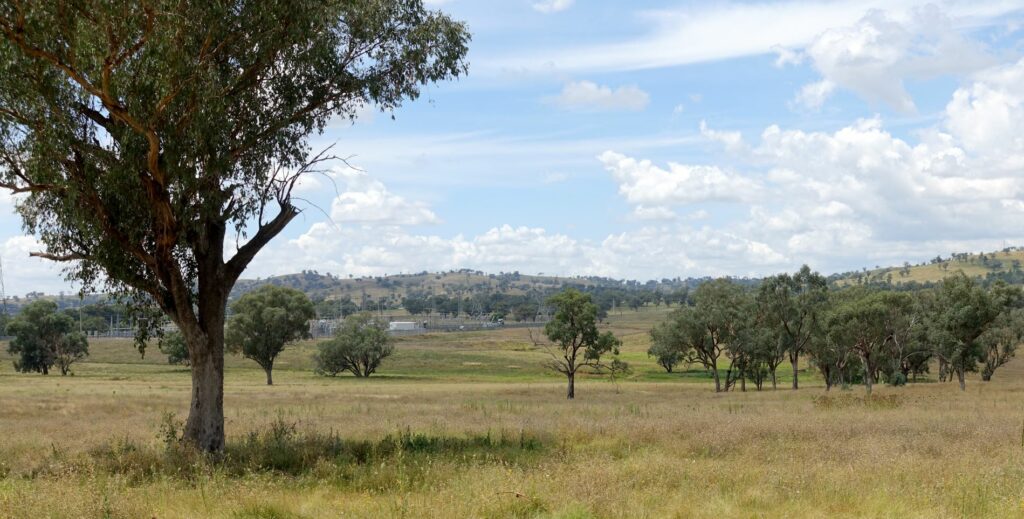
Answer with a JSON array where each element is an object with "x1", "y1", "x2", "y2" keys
[{"x1": 2, "y1": 308, "x2": 1023, "y2": 518}]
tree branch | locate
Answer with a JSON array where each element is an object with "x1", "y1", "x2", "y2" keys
[
  {"x1": 224, "y1": 202, "x2": 299, "y2": 284},
  {"x1": 29, "y1": 251, "x2": 87, "y2": 262}
]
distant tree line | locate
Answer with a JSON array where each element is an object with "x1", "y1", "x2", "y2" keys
[
  {"x1": 10, "y1": 265, "x2": 1020, "y2": 399},
  {"x1": 649, "y1": 267, "x2": 1023, "y2": 394},
  {"x1": 398, "y1": 285, "x2": 692, "y2": 322}
]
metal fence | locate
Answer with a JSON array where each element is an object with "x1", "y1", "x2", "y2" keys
[{"x1": 310, "y1": 318, "x2": 547, "y2": 338}]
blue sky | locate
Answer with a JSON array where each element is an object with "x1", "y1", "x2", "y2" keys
[{"x1": 4, "y1": 0, "x2": 1024, "y2": 295}]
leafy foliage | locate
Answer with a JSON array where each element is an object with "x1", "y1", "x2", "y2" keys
[
  {"x1": 538, "y1": 288, "x2": 621, "y2": 399},
  {"x1": 7, "y1": 300, "x2": 88, "y2": 375},
  {"x1": 651, "y1": 279, "x2": 752, "y2": 392},
  {"x1": 921, "y1": 274, "x2": 1020, "y2": 389},
  {"x1": 756, "y1": 266, "x2": 828, "y2": 389},
  {"x1": 158, "y1": 331, "x2": 189, "y2": 366},
  {"x1": 0, "y1": 0, "x2": 469, "y2": 450},
  {"x1": 978, "y1": 308, "x2": 1024, "y2": 381},
  {"x1": 314, "y1": 313, "x2": 394, "y2": 378},
  {"x1": 226, "y1": 285, "x2": 314, "y2": 385},
  {"x1": 824, "y1": 289, "x2": 914, "y2": 394},
  {"x1": 646, "y1": 336, "x2": 687, "y2": 373}
]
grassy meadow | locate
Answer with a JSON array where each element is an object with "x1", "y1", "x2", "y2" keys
[{"x1": 2, "y1": 307, "x2": 1024, "y2": 518}]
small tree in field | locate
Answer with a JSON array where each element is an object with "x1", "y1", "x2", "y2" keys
[
  {"x1": 647, "y1": 328, "x2": 687, "y2": 373},
  {"x1": 159, "y1": 331, "x2": 190, "y2": 366},
  {"x1": 7, "y1": 300, "x2": 88, "y2": 375},
  {"x1": 535, "y1": 289, "x2": 621, "y2": 399},
  {"x1": 53, "y1": 332, "x2": 88, "y2": 377},
  {"x1": 315, "y1": 313, "x2": 394, "y2": 378},
  {"x1": 0, "y1": 1, "x2": 468, "y2": 451},
  {"x1": 226, "y1": 285, "x2": 314, "y2": 385}
]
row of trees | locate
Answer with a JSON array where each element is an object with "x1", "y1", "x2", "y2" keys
[
  {"x1": 648, "y1": 267, "x2": 1023, "y2": 394},
  {"x1": 399, "y1": 285, "x2": 693, "y2": 322},
  {"x1": 6, "y1": 283, "x2": 399, "y2": 385}
]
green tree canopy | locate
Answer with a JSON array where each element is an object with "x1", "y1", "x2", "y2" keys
[
  {"x1": 756, "y1": 265, "x2": 828, "y2": 389},
  {"x1": 979, "y1": 308, "x2": 1024, "y2": 381},
  {"x1": 825, "y1": 289, "x2": 914, "y2": 395},
  {"x1": 226, "y1": 285, "x2": 314, "y2": 385},
  {"x1": 538, "y1": 288, "x2": 621, "y2": 399},
  {"x1": 0, "y1": 1, "x2": 468, "y2": 451},
  {"x1": 7, "y1": 299, "x2": 88, "y2": 375},
  {"x1": 159, "y1": 330, "x2": 189, "y2": 367},
  {"x1": 923, "y1": 273, "x2": 1020, "y2": 390},
  {"x1": 314, "y1": 312, "x2": 394, "y2": 378}
]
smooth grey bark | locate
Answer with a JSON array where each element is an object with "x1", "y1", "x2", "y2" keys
[
  {"x1": 184, "y1": 333, "x2": 225, "y2": 453},
  {"x1": 862, "y1": 358, "x2": 873, "y2": 396}
]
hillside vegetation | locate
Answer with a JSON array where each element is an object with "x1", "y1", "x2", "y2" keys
[
  {"x1": 833, "y1": 248, "x2": 1024, "y2": 286},
  {"x1": 233, "y1": 270, "x2": 611, "y2": 303}
]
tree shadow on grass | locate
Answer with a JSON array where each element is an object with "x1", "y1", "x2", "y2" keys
[{"x1": 42, "y1": 416, "x2": 549, "y2": 488}]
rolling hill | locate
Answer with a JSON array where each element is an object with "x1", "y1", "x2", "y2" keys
[
  {"x1": 830, "y1": 247, "x2": 1024, "y2": 286},
  {"x1": 230, "y1": 269, "x2": 677, "y2": 305}
]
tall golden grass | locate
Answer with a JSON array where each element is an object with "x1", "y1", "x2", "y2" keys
[{"x1": 1, "y1": 309, "x2": 1022, "y2": 518}]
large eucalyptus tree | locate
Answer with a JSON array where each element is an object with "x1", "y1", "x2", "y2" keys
[{"x1": 0, "y1": 1, "x2": 468, "y2": 451}]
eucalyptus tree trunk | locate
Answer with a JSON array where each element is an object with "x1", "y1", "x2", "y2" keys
[
  {"x1": 955, "y1": 365, "x2": 966, "y2": 391},
  {"x1": 862, "y1": 363, "x2": 873, "y2": 396},
  {"x1": 789, "y1": 353, "x2": 800, "y2": 389},
  {"x1": 185, "y1": 331, "x2": 225, "y2": 453},
  {"x1": 566, "y1": 371, "x2": 575, "y2": 399},
  {"x1": 180, "y1": 245, "x2": 231, "y2": 452}
]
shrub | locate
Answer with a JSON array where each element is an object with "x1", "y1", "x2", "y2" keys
[
  {"x1": 314, "y1": 313, "x2": 393, "y2": 377},
  {"x1": 158, "y1": 332, "x2": 190, "y2": 366}
]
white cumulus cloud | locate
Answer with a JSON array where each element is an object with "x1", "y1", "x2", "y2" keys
[
  {"x1": 800, "y1": 6, "x2": 997, "y2": 112},
  {"x1": 328, "y1": 167, "x2": 440, "y2": 226},
  {"x1": 598, "y1": 150, "x2": 760, "y2": 207}
]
